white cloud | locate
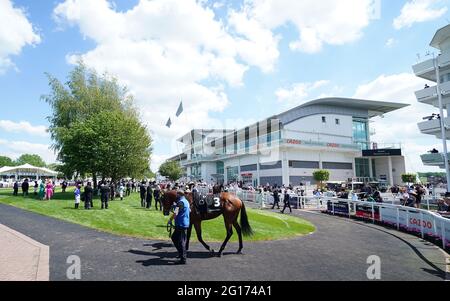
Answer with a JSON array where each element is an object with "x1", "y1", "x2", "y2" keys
[
  {"x1": 276, "y1": 80, "x2": 331, "y2": 106},
  {"x1": 0, "y1": 120, "x2": 48, "y2": 137},
  {"x1": 53, "y1": 0, "x2": 286, "y2": 169},
  {"x1": 393, "y1": 0, "x2": 448, "y2": 30},
  {"x1": 385, "y1": 38, "x2": 396, "y2": 48},
  {"x1": 0, "y1": 139, "x2": 56, "y2": 164},
  {"x1": 353, "y1": 73, "x2": 441, "y2": 172},
  {"x1": 236, "y1": 0, "x2": 378, "y2": 54},
  {"x1": 0, "y1": 0, "x2": 41, "y2": 74}
]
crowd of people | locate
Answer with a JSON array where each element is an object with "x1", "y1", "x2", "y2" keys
[
  {"x1": 70, "y1": 179, "x2": 163, "y2": 210},
  {"x1": 9, "y1": 176, "x2": 450, "y2": 215},
  {"x1": 12, "y1": 178, "x2": 56, "y2": 200}
]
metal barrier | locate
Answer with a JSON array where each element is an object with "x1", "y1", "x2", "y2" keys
[
  {"x1": 323, "y1": 197, "x2": 450, "y2": 250},
  {"x1": 226, "y1": 188, "x2": 449, "y2": 250},
  {"x1": 227, "y1": 188, "x2": 327, "y2": 210}
]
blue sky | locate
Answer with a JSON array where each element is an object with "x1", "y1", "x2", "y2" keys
[{"x1": 1, "y1": 0, "x2": 450, "y2": 172}]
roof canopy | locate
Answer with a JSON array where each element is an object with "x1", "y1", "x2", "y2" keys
[
  {"x1": 294, "y1": 97, "x2": 409, "y2": 118},
  {"x1": 430, "y1": 24, "x2": 450, "y2": 50},
  {"x1": 0, "y1": 164, "x2": 58, "y2": 176}
]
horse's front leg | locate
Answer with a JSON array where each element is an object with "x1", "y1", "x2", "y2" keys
[
  {"x1": 193, "y1": 222, "x2": 215, "y2": 256},
  {"x1": 186, "y1": 223, "x2": 193, "y2": 251}
]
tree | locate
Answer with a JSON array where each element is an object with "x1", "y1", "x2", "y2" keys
[
  {"x1": 159, "y1": 161, "x2": 183, "y2": 181},
  {"x1": 313, "y1": 169, "x2": 330, "y2": 189},
  {"x1": 15, "y1": 154, "x2": 46, "y2": 167},
  {"x1": 58, "y1": 110, "x2": 151, "y2": 182},
  {"x1": 0, "y1": 156, "x2": 15, "y2": 168},
  {"x1": 42, "y1": 61, "x2": 152, "y2": 186},
  {"x1": 402, "y1": 173, "x2": 417, "y2": 185}
]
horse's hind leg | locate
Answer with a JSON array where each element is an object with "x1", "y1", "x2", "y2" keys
[
  {"x1": 193, "y1": 222, "x2": 215, "y2": 255},
  {"x1": 217, "y1": 221, "x2": 233, "y2": 257},
  {"x1": 233, "y1": 221, "x2": 243, "y2": 254}
]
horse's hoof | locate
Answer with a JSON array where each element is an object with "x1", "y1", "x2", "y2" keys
[
  {"x1": 209, "y1": 249, "x2": 215, "y2": 256},
  {"x1": 217, "y1": 253, "x2": 222, "y2": 258}
]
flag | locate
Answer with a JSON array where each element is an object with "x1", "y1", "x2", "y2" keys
[
  {"x1": 166, "y1": 118, "x2": 172, "y2": 128},
  {"x1": 176, "y1": 101, "x2": 183, "y2": 117}
]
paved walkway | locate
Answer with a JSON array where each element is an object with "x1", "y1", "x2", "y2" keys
[
  {"x1": 0, "y1": 203, "x2": 447, "y2": 281},
  {"x1": 0, "y1": 223, "x2": 49, "y2": 281}
]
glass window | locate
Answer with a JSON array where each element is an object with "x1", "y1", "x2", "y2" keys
[
  {"x1": 352, "y1": 119, "x2": 369, "y2": 149},
  {"x1": 226, "y1": 166, "x2": 239, "y2": 182},
  {"x1": 335, "y1": 118, "x2": 340, "y2": 125},
  {"x1": 216, "y1": 161, "x2": 224, "y2": 175},
  {"x1": 322, "y1": 116, "x2": 326, "y2": 123},
  {"x1": 355, "y1": 158, "x2": 370, "y2": 178}
]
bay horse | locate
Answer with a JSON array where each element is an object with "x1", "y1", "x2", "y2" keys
[{"x1": 161, "y1": 190, "x2": 253, "y2": 257}]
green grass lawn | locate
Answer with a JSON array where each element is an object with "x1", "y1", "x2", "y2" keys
[{"x1": 0, "y1": 187, "x2": 315, "y2": 242}]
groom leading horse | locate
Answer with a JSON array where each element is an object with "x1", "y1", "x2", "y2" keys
[{"x1": 161, "y1": 188, "x2": 253, "y2": 257}]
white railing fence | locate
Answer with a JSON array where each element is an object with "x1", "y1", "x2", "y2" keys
[
  {"x1": 323, "y1": 197, "x2": 450, "y2": 251},
  {"x1": 225, "y1": 188, "x2": 449, "y2": 251}
]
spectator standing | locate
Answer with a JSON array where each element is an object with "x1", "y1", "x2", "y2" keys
[
  {"x1": 281, "y1": 189, "x2": 292, "y2": 214},
  {"x1": 45, "y1": 180, "x2": 53, "y2": 200},
  {"x1": 140, "y1": 181, "x2": 147, "y2": 207},
  {"x1": 38, "y1": 181, "x2": 45, "y2": 200},
  {"x1": 62, "y1": 180, "x2": 68, "y2": 193},
  {"x1": 415, "y1": 185, "x2": 425, "y2": 209},
  {"x1": 154, "y1": 185, "x2": 161, "y2": 211},
  {"x1": 118, "y1": 182, "x2": 125, "y2": 201},
  {"x1": 271, "y1": 188, "x2": 280, "y2": 209},
  {"x1": 13, "y1": 181, "x2": 18, "y2": 196},
  {"x1": 22, "y1": 179, "x2": 29, "y2": 196},
  {"x1": 84, "y1": 182, "x2": 93, "y2": 209},
  {"x1": 146, "y1": 183, "x2": 153, "y2": 209},
  {"x1": 100, "y1": 181, "x2": 110, "y2": 209},
  {"x1": 126, "y1": 181, "x2": 131, "y2": 196},
  {"x1": 74, "y1": 185, "x2": 81, "y2": 209},
  {"x1": 33, "y1": 181, "x2": 38, "y2": 195}
]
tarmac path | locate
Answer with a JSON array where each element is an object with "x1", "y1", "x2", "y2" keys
[{"x1": 0, "y1": 203, "x2": 447, "y2": 281}]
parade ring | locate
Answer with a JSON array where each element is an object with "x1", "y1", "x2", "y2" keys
[{"x1": 0, "y1": 199, "x2": 447, "y2": 281}]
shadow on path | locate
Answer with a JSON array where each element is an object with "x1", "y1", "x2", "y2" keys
[{"x1": 128, "y1": 242, "x2": 237, "y2": 266}]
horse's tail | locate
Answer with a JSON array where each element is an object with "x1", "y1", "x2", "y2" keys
[{"x1": 240, "y1": 201, "x2": 253, "y2": 236}]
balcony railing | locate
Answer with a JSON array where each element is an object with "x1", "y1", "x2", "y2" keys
[
  {"x1": 421, "y1": 153, "x2": 449, "y2": 167},
  {"x1": 418, "y1": 116, "x2": 450, "y2": 139},
  {"x1": 362, "y1": 142, "x2": 402, "y2": 150},
  {"x1": 412, "y1": 58, "x2": 435, "y2": 79},
  {"x1": 415, "y1": 80, "x2": 450, "y2": 106},
  {"x1": 412, "y1": 51, "x2": 450, "y2": 80}
]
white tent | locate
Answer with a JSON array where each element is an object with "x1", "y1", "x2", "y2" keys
[{"x1": 0, "y1": 163, "x2": 58, "y2": 180}]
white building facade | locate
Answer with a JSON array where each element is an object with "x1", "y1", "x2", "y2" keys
[
  {"x1": 169, "y1": 98, "x2": 408, "y2": 187},
  {"x1": 414, "y1": 24, "x2": 450, "y2": 171}
]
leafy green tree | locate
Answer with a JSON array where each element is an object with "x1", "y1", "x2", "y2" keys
[
  {"x1": 401, "y1": 173, "x2": 417, "y2": 185},
  {"x1": 0, "y1": 156, "x2": 15, "y2": 167},
  {"x1": 15, "y1": 154, "x2": 46, "y2": 167},
  {"x1": 58, "y1": 110, "x2": 151, "y2": 182},
  {"x1": 159, "y1": 161, "x2": 183, "y2": 181},
  {"x1": 313, "y1": 169, "x2": 330, "y2": 189},
  {"x1": 42, "y1": 61, "x2": 152, "y2": 186}
]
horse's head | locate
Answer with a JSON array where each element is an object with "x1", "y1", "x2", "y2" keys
[{"x1": 161, "y1": 190, "x2": 177, "y2": 216}]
